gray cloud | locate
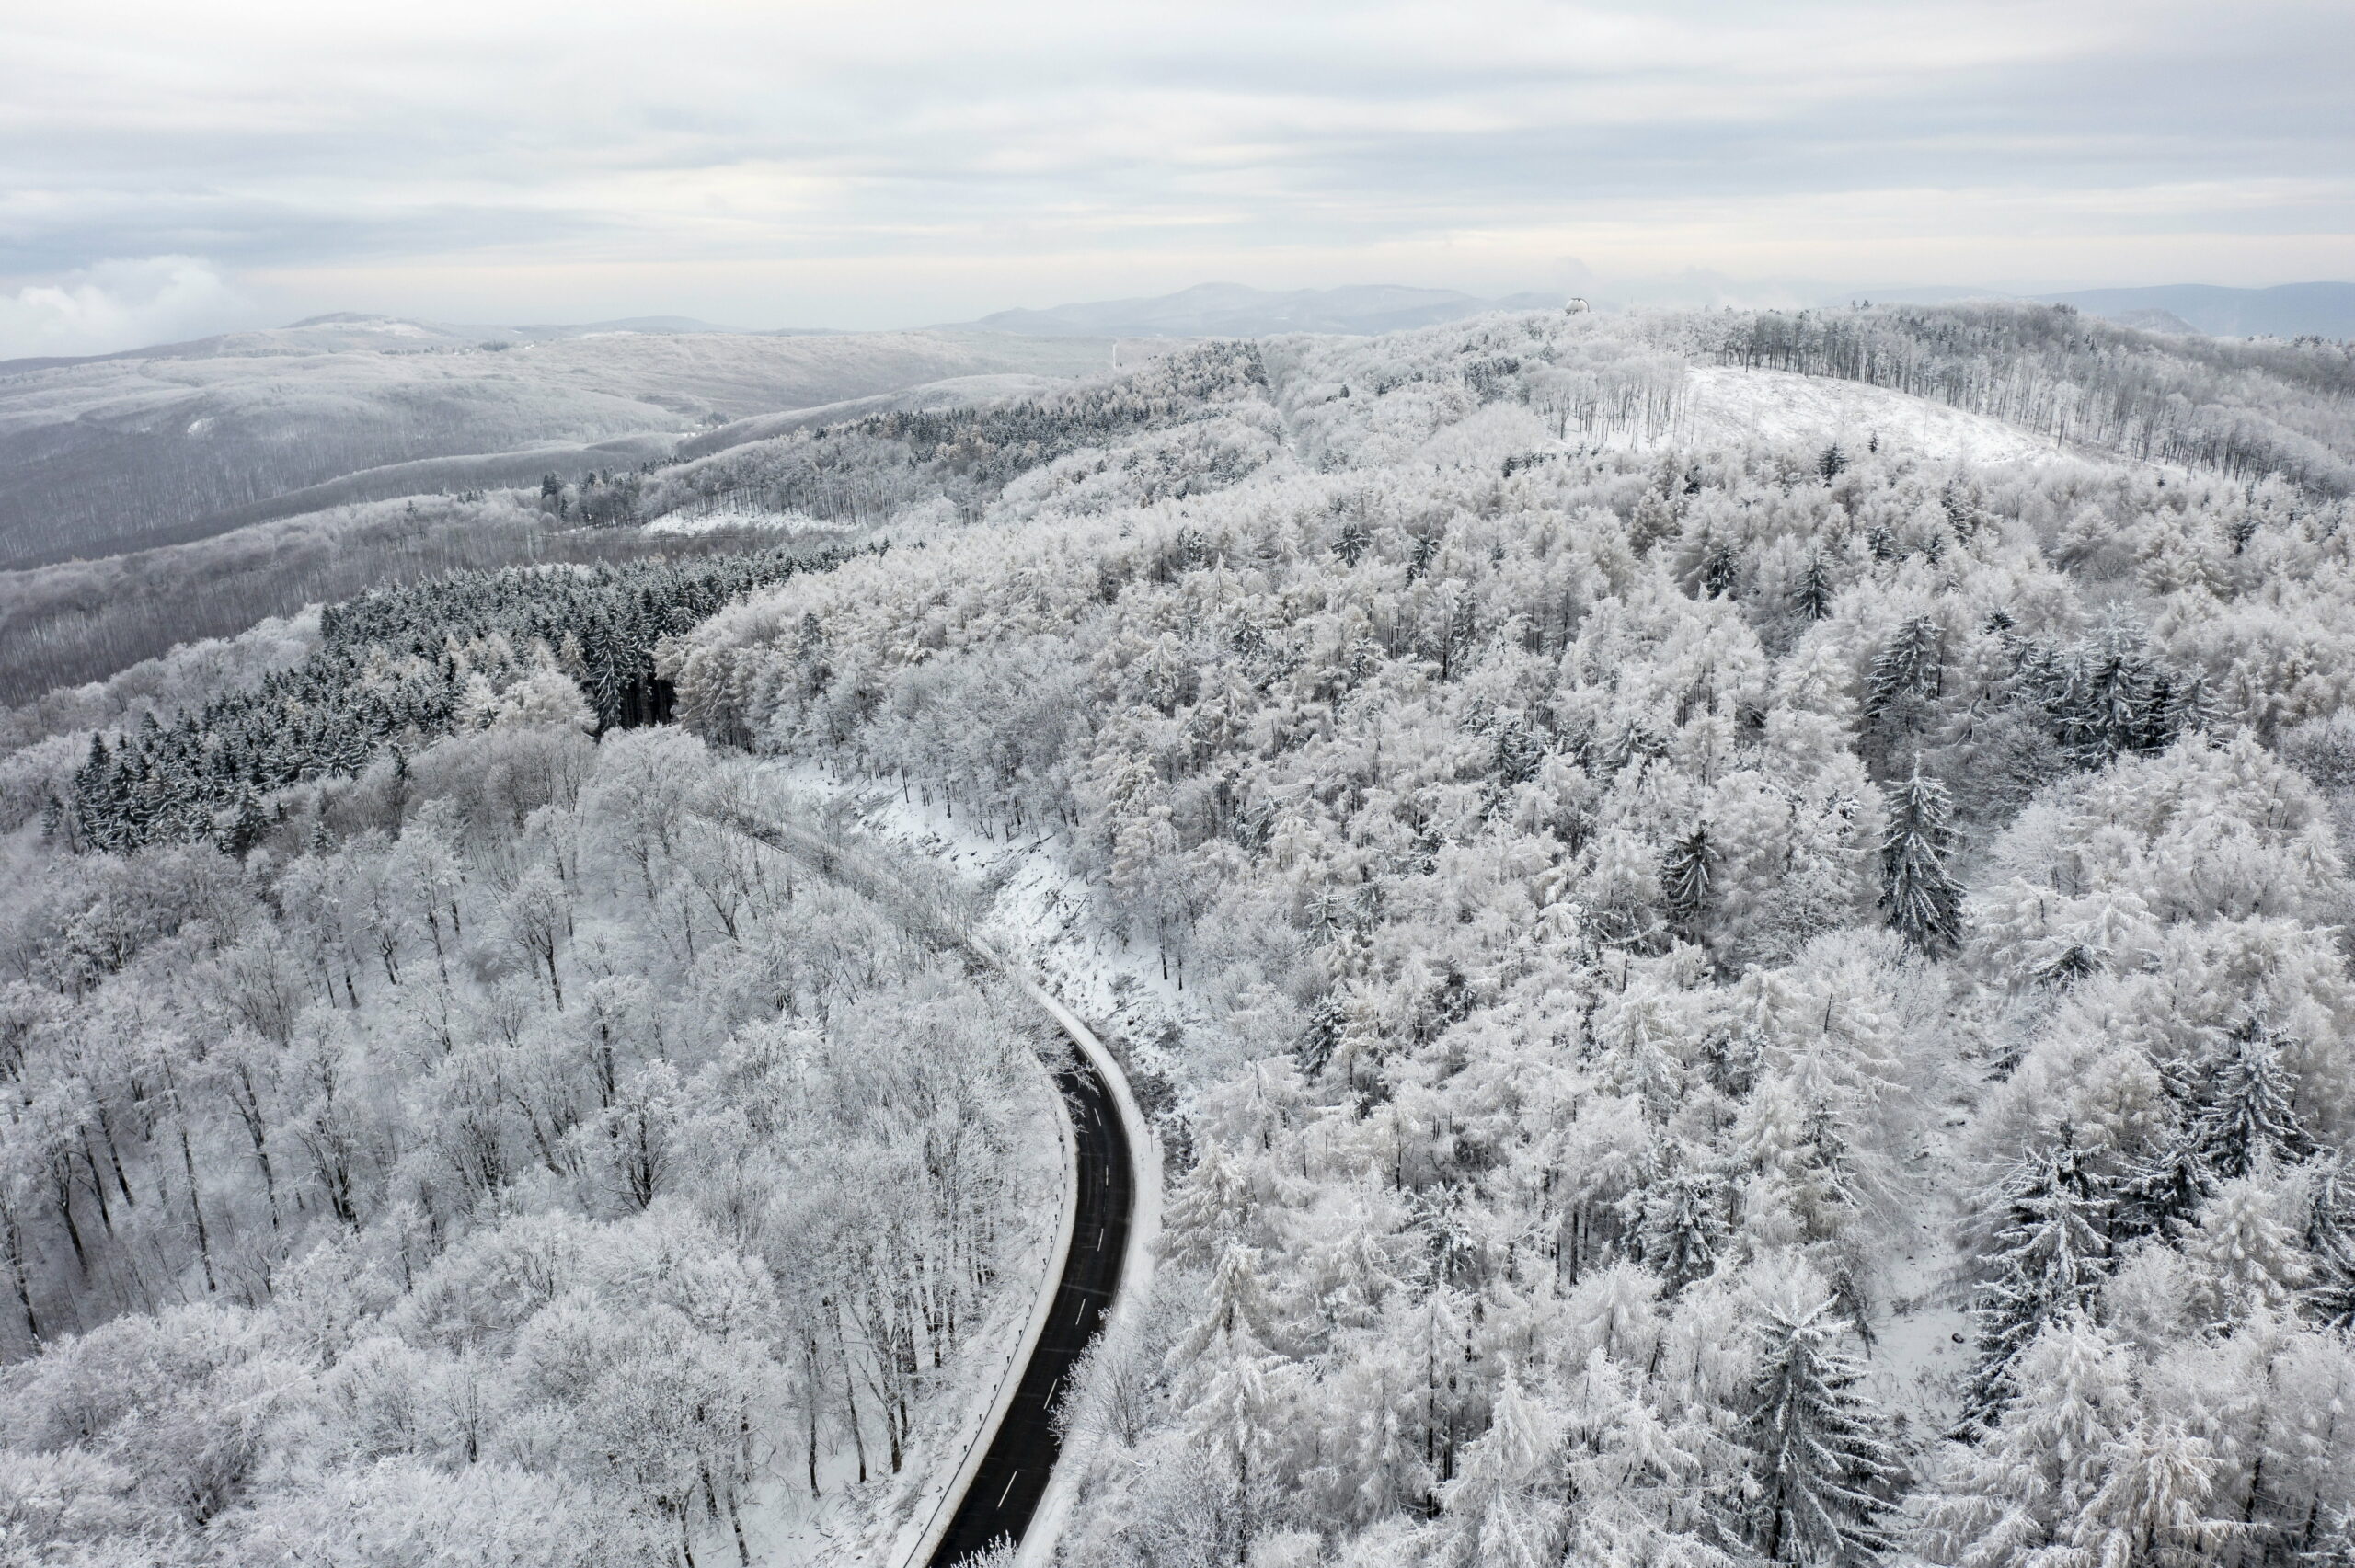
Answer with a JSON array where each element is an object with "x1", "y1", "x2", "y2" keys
[
  {"x1": 0, "y1": 255, "x2": 248, "y2": 357},
  {"x1": 0, "y1": 0, "x2": 2348, "y2": 338}
]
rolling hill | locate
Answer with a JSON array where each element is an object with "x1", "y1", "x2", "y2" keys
[{"x1": 0, "y1": 318, "x2": 1116, "y2": 567}]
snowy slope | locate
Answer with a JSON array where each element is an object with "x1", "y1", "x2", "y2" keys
[{"x1": 1675, "y1": 364, "x2": 2063, "y2": 465}]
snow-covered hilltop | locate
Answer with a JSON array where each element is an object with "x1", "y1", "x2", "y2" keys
[{"x1": 4, "y1": 301, "x2": 2355, "y2": 1566}]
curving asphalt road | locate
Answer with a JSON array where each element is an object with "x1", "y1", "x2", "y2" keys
[{"x1": 929, "y1": 1044, "x2": 1135, "y2": 1565}]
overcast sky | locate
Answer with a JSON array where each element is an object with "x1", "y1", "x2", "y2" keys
[{"x1": 1, "y1": 0, "x2": 2349, "y2": 352}]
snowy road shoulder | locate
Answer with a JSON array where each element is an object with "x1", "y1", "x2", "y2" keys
[
  {"x1": 729, "y1": 764, "x2": 1172, "y2": 1566},
  {"x1": 699, "y1": 784, "x2": 1161, "y2": 1567}
]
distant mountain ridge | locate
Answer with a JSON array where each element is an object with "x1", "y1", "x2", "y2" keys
[
  {"x1": 956, "y1": 281, "x2": 1565, "y2": 339},
  {"x1": 0, "y1": 312, "x2": 840, "y2": 377},
  {"x1": 2032, "y1": 282, "x2": 2355, "y2": 339},
  {"x1": 956, "y1": 280, "x2": 2355, "y2": 344}
]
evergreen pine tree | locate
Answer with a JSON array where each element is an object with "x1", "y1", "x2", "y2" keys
[
  {"x1": 2160, "y1": 669, "x2": 2216, "y2": 743},
  {"x1": 1744, "y1": 1291, "x2": 1900, "y2": 1565},
  {"x1": 1638, "y1": 1168, "x2": 1727, "y2": 1295},
  {"x1": 1703, "y1": 540, "x2": 1740, "y2": 600},
  {"x1": 2113, "y1": 1127, "x2": 2216, "y2": 1243},
  {"x1": 122, "y1": 756, "x2": 165, "y2": 848},
  {"x1": 2039, "y1": 624, "x2": 2195, "y2": 769},
  {"x1": 1962, "y1": 1137, "x2": 2114, "y2": 1429},
  {"x1": 2301, "y1": 1158, "x2": 2355, "y2": 1330},
  {"x1": 1880, "y1": 763, "x2": 1963, "y2": 956},
  {"x1": 2077, "y1": 644, "x2": 2155, "y2": 761},
  {"x1": 1296, "y1": 995, "x2": 1347, "y2": 1076},
  {"x1": 1336, "y1": 517, "x2": 1372, "y2": 566},
  {"x1": 1660, "y1": 824, "x2": 1717, "y2": 944},
  {"x1": 1794, "y1": 552, "x2": 1834, "y2": 621},
  {"x1": 2191, "y1": 1025, "x2": 2311, "y2": 1179},
  {"x1": 74, "y1": 735, "x2": 121, "y2": 851},
  {"x1": 1863, "y1": 617, "x2": 1942, "y2": 730},
  {"x1": 1491, "y1": 719, "x2": 1545, "y2": 788},
  {"x1": 220, "y1": 791, "x2": 271, "y2": 860}
]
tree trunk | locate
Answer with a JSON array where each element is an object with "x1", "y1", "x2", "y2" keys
[
  {"x1": 176, "y1": 1108, "x2": 216, "y2": 1294},
  {"x1": 50, "y1": 1162, "x2": 88, "y2": 1276},
  {"x1": 1, "y1": 1205, "x2": 39, "y2": 1346}
]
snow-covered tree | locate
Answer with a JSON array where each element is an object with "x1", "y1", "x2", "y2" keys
[
  {"x1": 2053, "y1": 1416, "x2": 2233, "y2": 1568},
  {"x1": 1741, "y1": 1277, "x2": 1901, "y2": 1566},
  {"x1": 1434, "y1": 1371, "x2": 1564, "y2": 1568},
  {"x1": 2189, "y1": 1025, "x2": 2312, "y2": 1180},
  {"x1": 1660, "y1": 824, "x2": 1718, "y2": 946},
  {"x1": 1880, "y1": 763, "x2": 1963, "y2": 956},
  {"x1": 1916, "y1": 1312, "x2": 2142, "y2": 1567},
  {"x1": 1963, "y1": 1138, "x2": 2114, "y2": 1428}
]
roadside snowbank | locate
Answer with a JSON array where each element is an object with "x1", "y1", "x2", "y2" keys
[
  {"x1": 706, "y1": 779, "x2": 1072, "y2": 1568},
  {"x1": 720, "y1": 1086, "x2": 1063, "y2": 1568}
]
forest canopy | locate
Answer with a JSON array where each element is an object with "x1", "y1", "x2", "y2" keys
[{"x1": 6, "y1": 302, "x2": 2355, "y2": 1567}]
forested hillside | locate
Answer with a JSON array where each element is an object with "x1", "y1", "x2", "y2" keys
[
  {"x1": 0, "y1": 711, "x2": 1054, "y2": 1563},
  {"x1": 1700, "y1": 304, "x2": 2355, "y2": 496},
  {"x1": 4, "y1": 301, "x2": 2355, "y2": 1567},
  {"x1": 40, "y1": 546, "x2": 845, "y2": 852},
  {"x1": 0, "y1": 489, "x2": 823, "y2": 706},
  {"x1": 672, "y1": 306, "x2": 2355, "y2": 1566}
]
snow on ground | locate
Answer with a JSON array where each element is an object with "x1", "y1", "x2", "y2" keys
[
  {"x1": 642, "y1": 505, "x2": 857, "y2": 537},
  {"x1": 350, "y1": 318, "x2": 432, "y2": 338},
  {"x1": 904, "y1": 372, "x2": 1086, "y2": 404},
  {"x1": 1875, "y1": 1240, "x2": 1974, "y2": 1440},
  {"x1": 727, "y1": 1173, "x2": 1061, "y2": 1568},
  {"x1": 646, "y1": 496, "x2": 969, "y2": 544},
  {"x1": 1868, "y1": 1120, "x2": 1978, "y2": 1436},
  {"x1": 773, "y1": 761, "x2": 1212, "y2": 1116},
  {"x1": 1671, "y1": 364, "x2": 2063, "y2": 467},
  {"x1": 1862, "y1": 1018, "x2": 1991, "y2": 1439}
]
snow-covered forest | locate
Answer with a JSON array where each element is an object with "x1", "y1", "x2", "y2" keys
[
  {"x1": 6, "y1": 301, "x2": 2355, "y2": 1567},
  {"x1": 0, "y1": 704, "x2": 1057, "y2": 1562},
  {"x1": 673, "y1": 309, "x2": 2355, "y2": 1567}
]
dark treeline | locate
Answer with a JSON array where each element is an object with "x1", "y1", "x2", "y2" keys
[
  {"x1": 0, "y1": 492, "x2": 800, "y2": 706},
  {"x1": 52, "y1": 546, "x2": 849, "y2": 854}
]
